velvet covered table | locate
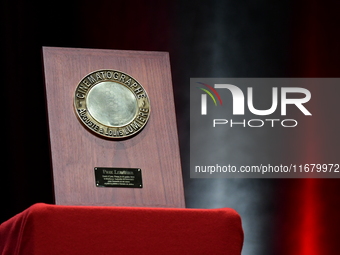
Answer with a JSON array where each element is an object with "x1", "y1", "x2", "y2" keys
[{"x1": 0, "y1": 203, "x2": 243, "y2": 255}]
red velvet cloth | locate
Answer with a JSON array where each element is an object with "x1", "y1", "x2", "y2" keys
[{"x1": 0, "y1": 203, "x2": 243, "y2": 255}]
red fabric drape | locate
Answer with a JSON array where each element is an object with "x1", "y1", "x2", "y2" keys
[{"x1": 0, "y1": 203, "x2": 243, "y2": 255}]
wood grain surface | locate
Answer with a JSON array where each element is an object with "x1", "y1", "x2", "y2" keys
[{"x1": 42, "y1": 47, "x2": 185, "y2": 208}]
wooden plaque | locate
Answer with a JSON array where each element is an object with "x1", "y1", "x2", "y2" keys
[{"x1": 42, "y1": 47, "x2": 185, "y2": 208}]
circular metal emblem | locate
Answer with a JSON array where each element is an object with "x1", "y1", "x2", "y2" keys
[{"x1": 74, "y1": 70, "x2": 150, "y2": 139}]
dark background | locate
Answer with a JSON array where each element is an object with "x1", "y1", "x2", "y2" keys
[{"x1": 2, "y1": 0, "x2": 340, "y2": 254}]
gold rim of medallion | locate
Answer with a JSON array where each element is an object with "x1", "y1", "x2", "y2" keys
[{"x1": 74, "y1": 69, "x2": 150, "y2": 139}]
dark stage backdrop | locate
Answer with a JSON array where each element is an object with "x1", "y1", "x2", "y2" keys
[{"x1": 1, "y1": 0, "x2": 340, "y2": 254}]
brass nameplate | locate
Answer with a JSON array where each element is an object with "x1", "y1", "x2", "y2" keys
[{"x1": 94, "y1": 167, "x2": 143, "y2": 188}]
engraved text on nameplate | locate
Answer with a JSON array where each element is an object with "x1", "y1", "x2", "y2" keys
[{"x1": 94, "y1": 167, "x2": 143, "y2": 188}]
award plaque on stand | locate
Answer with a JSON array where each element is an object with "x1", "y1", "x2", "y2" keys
[{"x1": 42, "y1": 47, "x2": 185, "y2": 208}]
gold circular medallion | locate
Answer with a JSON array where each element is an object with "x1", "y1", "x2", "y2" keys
[{"x1": 74, "y1": 70, "x2": 150, "y2": 139}]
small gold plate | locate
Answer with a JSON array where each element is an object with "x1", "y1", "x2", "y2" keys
[{"x1": 74, "y1": 70, "x2": 150, "y2": 139}]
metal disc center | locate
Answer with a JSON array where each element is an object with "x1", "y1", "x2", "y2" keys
[{"x1": 86, "y1": 81, "x2": 137, "y2": 127}]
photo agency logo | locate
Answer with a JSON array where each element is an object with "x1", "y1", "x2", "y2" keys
[
  {"x1": 195, "y1": 79, "x2": 312, "y2": 128},
  {"x1": 196, "y1": 82, "x2": 223, "y2": 113}
]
